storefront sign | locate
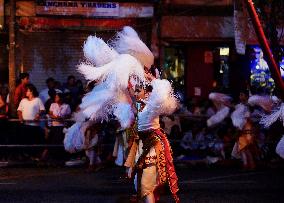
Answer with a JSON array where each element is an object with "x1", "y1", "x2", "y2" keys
[
  {"x1": 119, "y1": 4, "x2": 153, "y2": 18},
  {"x1": 18, "y1": 17, "x2": 144, "y2": 31},
  {"x1": 0, "y1": 0, "x2": 3, "y2": 29},
  {"x1": 36, "y1": 1, "x2": 119, "y2": 17}
]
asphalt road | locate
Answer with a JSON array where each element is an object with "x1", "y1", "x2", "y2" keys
[{"x1": 0, "y1": 164, "x2": 283, "y2": 203}]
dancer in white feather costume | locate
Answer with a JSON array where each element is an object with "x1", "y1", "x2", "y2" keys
[
  {"x1": 231, "y1": 91, "x2": 258, "y2": 169},
  {"x1": 260, "y1": 101, "x2": 284, "y2": 159},
  {"x1": 64, "y1": 26, "x2": 179, "y2": 202},
  {"x1": 124, "y1": 73, "x2": 179, "y2": 203},
  {"x1": 65, "y1": 26, "x2": 151, "y2": 151}
]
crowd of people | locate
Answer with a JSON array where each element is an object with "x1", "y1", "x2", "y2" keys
[
  {"x1": 0, "y1": 73, "x2": 86, "y2": 161},
  {"x1": 170, "y1": 89, "x2": 284, "y2": 170},
  {"x1": 1, "y1": 25, "x2": 284, "y2": 203},
  {"x1": 0, "y1": 72, "x2": 283, "y2": 169}
]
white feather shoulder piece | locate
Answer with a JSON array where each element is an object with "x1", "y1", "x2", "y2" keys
[
  {"x1": 209, "y1": 92, "x2": 232, "y2": 104},
  {"x1": 113, "y1": 102, "x2": 134, "y2": 129},
  {"x1": 231, "y1": 104, "x2": 250, "y2": 129},
  {"x1": 145, "y1": 79, "x2": 178, "y2": 116},
  {"x1": 207, "y1": 106, "x2": 230, "y2": 127},
  {"x1": 248, "y1": 95, "x2": 273, "y2": 112},
  {"x1": 260, "y1": 103, "x2": 284, "y2": 128}
]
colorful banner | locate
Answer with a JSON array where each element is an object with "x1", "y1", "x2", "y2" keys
[{"x1": 36, "y1": 1, "x2": 119, "y2": 17}]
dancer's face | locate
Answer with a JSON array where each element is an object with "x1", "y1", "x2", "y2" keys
[{"x1": 134, "y1": 87, "x2": 145, "y2": 100}]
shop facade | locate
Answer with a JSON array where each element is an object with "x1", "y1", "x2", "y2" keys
[{"x1": 2, "y1": 0, "x2": 154, "y2": 90}]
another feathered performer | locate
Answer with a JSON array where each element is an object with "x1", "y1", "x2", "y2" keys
[
  {"x1": 231, "y1": 91, "x2": 258, "y2": 169},
  {"x1": 260, "y1": 101, "x2": 284, "y2": 159},
  {"x1": 124, "y1": 74, "x2": 179, "y2": 203}
]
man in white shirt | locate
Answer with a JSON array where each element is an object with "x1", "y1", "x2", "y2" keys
[
  {"x1": 17, "y1": 84, "x2": 46, "y2": 154},
  {"x1": 18, "y1": 84, "x2": 45, "y2": 125}
]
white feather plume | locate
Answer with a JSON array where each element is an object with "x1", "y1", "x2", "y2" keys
[
  {"x1": 248, "y1": 95, "x2": 273, "y2": 112},
  {"x1": 76, "y1": 28, "x2": 151, "y2": 128},
  {"x1": 113, "y1": 102, "x2": 134, "y2": 129},
  {"x1": 64, "y1": 122, "x2": 84, "y2": 153},
  {"x1": 77, "y1": 62, "x2": 112, "y2": 82},
  {"x1": 78, "y1": 54, "x2": 145, "y2": 124},
  {"x1": 78, "y1": 54, "x2": 145, "y2": 89},
  {"x1": 83, "y1": 36, "x2": 118, "y2": 66},
  {"x1": 209, "y1": 92, "x2": 232, "y2": 105},
  {"x1": 64, "y1": 121, "x2": 94, "y2": 153},
  {"x1": 146, "y1": 79, "x2": 178, "y2": 116},
  {"x1": 120, "y1": 26, "x2": 139, "y2": 38},
  {"x1": 111, "y1": 26, "x2": 154, "y2": 69},
  {"x1": 207, "y1": 106, "x2": 230, "y2": 127},
  {"x1": 260, "y1": 103, "x2": 284, "y2": 128},
  {"x1": 80, "y1": 83, "x2": 114, "y2": 109},
  {"x1": 231, "y1": 104, "x2": 250, "y2": 130},
  {"x1": 276, "y1": 135, "x2": 284, "y2": 159}
]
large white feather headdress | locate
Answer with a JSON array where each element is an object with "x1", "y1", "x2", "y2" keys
[
  {"x1": 75, "y1": 26, "x2": 153, "y2": 129},
  {"x1": 111, "y1": 26, "x2": 154, "y2": 69}
]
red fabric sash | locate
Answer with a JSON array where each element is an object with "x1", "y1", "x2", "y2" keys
[{"x1": 154, "y1": 129, "x2": 180, "y2": 203}]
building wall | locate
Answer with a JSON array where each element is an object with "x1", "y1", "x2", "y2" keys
[
  {"x1": 186, "y1": 45, "x2": 215, "y2": 98},
  {"x1": 17, "y1": 31, "x2": 110, "y2": 91},
  {"x1": 0, "y1": 0, "x2": 154, "y2": 91},
  {"x1": 16, "y1": 28, "x2": 149, "y2": 91}
]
